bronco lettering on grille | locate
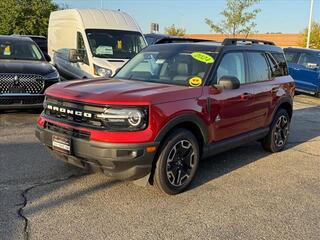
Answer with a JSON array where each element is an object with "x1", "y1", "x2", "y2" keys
[{"x1": 47, "y1": 104, "x2": 93, "y2": 118}]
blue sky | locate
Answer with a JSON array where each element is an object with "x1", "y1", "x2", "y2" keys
[{"x1": 53, "y1": 0, "x2": 320, "y2": 34}]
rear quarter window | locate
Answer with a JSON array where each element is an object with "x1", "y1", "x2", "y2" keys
[{"x1": 267, "y1": 52, "x2": 288, "y2": 77}]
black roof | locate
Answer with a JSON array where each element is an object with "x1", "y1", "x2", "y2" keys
[
  {"x1": 144, "y1": 38, "x2": 283, "y2": 53},
  {"x1": 0, "y1": 35, "x2": 33, "y2": 42}
]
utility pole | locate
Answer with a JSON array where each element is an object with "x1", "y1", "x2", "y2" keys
[{"x1": 307, "y1": 0, "x2": 314, "y2": 48}]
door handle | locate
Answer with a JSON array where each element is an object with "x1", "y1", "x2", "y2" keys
[{"x1": 241, "y1": 92, "x2": 253, "y2": 100}]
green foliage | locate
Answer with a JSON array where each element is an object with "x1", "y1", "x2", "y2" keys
[
  {"x1": 164, "y1": 24, "x2": 186, "y2": 36},
  {"x1": 205, "y1": 0, "x2": 261, "y2": 37},
  {"x1": 0, "y1": 0, "x2": 61, "y2": 36},
  {"x1": 300, "y1": 21, "x2": 320, "y2": 49}
]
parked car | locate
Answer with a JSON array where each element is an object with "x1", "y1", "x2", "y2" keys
[
  {"x1": 11, "y1": 35, "x2": 48, "y2": 55},
  {"x1": 144, "y1": 33, "x2": 211, "y2": 45},
  {"x1": 36, "y1": 38, "x2": 294, "y2": 195},
  {"x1": 284, "y1": 47, "x2": 320, "y2": 97},
  {"x1": 48, "y1": 8, "x2": 147, "y2": 80},
  {"x1": 0, "y1": 35, "x2": 60, "y2": 109}
]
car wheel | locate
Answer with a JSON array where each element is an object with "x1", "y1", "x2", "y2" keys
[
  {"x1": 261, "y1": 109, "x2": 290, "y2": 153},
  {"x1": 154, "y1": 129, "x2": 200, "y2": 195}
]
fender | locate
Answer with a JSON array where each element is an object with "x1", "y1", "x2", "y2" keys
[
  {"x1": 269, "y1": 96, "x2": 293, "y2": 124},
  {"x1": 154, "y1": 114, "x2": 209, "y2": 144}
]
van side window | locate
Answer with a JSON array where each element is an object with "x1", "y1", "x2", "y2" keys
[
  {"x1": 77, "y1": 32, "x2": 89, "y2": 65},
  {"x1": 216, "y1": 52, "x2": 246, "y2": 84},
  {"x1": 247, "y1": 52, "x2": 270, "y2": 82},
  {"x1": 298, "y1": 53, "x2": 318, "y2": 67},
  {"x1": 266, "y1": 52, "x2": 288, "y2": 77}
]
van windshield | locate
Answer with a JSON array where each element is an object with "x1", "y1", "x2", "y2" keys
[
  {"x1": 86, "y1": 29, "x2": 147, "y2": 59},
  {"x1": 0, "y1": 39, "x2": 44, "y2": 61}
]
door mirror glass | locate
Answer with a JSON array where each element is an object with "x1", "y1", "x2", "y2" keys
[
  {"x1": 218, "y1": 76, "x2": 240, "y2": 90},
  {"x1": 68, "y1": 49, "x2": 83, "y2": 63},
  {"x1": 306, "y1": 63, "x2": 319, "y2": 70}
]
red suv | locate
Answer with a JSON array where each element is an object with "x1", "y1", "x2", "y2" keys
[{"x1": 36, "y1": 38, "x2": 295, "y2": 195}]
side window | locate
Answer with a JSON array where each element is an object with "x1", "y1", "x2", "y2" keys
[
  {"x1": 298, "y1": 53, "x2": 317, "y2": 67},
  {"x1": 247, "y1": 52, "x2": 270, "y2": 82},
  {"x1": 267, "y1": 52, "x2": 288, "y2": 77},
  {"x1": 77, "y1": 32, "x2": 89, "y2": 65},
  {"x1": 216, "y1": 52, "x2": 246, "y2": 84},
  {"x1": 284, "y1": 51, "x2": 299, "y2": 63}
]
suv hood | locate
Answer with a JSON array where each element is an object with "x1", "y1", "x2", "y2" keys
[
  {"x1": 45, "y1": 78, "x2": 202, "y2": 105},
  {"x1": 0, "y1": 60, "x2": 55, "y2": 75}
]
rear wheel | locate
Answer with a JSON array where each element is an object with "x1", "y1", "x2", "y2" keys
[
  {"x1": 261, "y1": 109, "x2": 290, "y2": 153},
  {"x1": 154, "y1": 129, "x2": 200, "y2": 195}
]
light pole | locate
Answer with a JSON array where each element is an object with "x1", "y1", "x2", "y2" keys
[
  {"x1": 101, "y1": 0, "x2": 103, "y2": 9},
  {"x1": 306, "y1": 0, "x2": 314, "y2": 48}
]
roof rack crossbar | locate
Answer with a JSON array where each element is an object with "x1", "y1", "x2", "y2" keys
[{"x1": 222, "y1": 38, "x2": 275, "y2": 46}]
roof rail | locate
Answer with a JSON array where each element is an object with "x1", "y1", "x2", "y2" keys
[{"x1": 222, "y1": 38, "x2": 275, "y2": 46}]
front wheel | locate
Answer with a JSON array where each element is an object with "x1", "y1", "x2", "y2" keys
[
  {"x1": 154, "y1": 129, "x2": 200, "y2": 195},
  {"x1": 261, "y1": 109, "x2": 290, "y2": 153}
]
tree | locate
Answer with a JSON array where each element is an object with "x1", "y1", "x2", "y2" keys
[
  {"x1": 0, "y1": 0, "x2": 62, "y2": 36},
  {"x1": 205, "y1": 0, "x2": 261, "y2": 38},
  {"x1": 164, "y1": 24, "x2": 186, "y2": 36},
  {"x1": 300, "y1": 21, "x2": 320, "y2": 49}
]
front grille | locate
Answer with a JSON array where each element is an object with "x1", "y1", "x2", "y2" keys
[
  {"x1": 0, "y1": 73, "x2": 44, "y2": 94},
  {"x1": 44, "y1": 97, "x2": 107, "y2": 129},
  {"x1": 0, "y1": 95, "x2": 44, "y2": 105},
  {"x1": 45, "y1": 122, "x2": 91, "y2": 140}
]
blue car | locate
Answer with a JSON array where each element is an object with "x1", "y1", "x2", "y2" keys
[{"x1": 284, "y1": 48, "x2": 320, "y2": 97}]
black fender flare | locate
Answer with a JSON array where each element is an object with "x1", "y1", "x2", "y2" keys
[
  {"x1": 271, "y1": 96, "x2": 293, "y2": 123},
  {"x1": 154, "y1": 114, "x2": 209, "y2": 145}
]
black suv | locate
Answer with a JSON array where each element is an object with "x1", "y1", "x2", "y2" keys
[{"x1": 0, "y1": 35, "x2": 60, "y2": 109}]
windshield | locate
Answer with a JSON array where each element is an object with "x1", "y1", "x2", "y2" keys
[
  {"x1": 86, "y1": 29, "x2": 147, "y2": 59},
  {"x1": 0, "y1": 39, "x2": 44, "y2": 61},
  {"x1": 115, "y1": 44, "x2": 217, "y2": 86}
]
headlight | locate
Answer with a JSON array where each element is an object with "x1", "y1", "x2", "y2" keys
[
  {"x1": 96, "y1": 107, "x2": 148, "y2": 131},
  {"x1": 94, "y1": 64, "x2": 112, "y2": 77},
  {"x1": 44, "y1": 70, "x2": 60, "y2": 80}
]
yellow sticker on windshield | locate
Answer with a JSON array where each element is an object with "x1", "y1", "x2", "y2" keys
[
  {"x1": 117, "y1": 40, "x2": 122, "y2": 49},
  {"x1": 191, "y1": 52, "x2": 214, "y2": 64},
  {"x1": 3, "y1": 46, "x2": 11, "y2": 56},
  {"x1": 189, "y1": 77, "x2": 203, "y2": 87}
]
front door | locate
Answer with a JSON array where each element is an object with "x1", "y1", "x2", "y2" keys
[{"x1": 208, "y1": 51, "x2": 256, "y2": 142}]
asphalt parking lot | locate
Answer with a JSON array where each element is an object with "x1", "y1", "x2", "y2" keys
[{"x1": 0, "y1": 95, "x2": 319, "y2": 240}]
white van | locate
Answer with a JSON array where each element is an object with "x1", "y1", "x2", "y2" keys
[{"x1": 48, "y1": 9, "x2": 147, "y2": 79}]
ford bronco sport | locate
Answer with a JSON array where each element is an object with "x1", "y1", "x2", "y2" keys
[{"x1": 36, "y1": 38, "x2": 295, "y2": 195}]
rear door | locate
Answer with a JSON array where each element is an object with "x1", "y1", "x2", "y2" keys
[
  {"x1": 284, "y1": 50, "x2": 300, "y2": 85},
  {"x1": 246, "y1": 51, "x2": 274, "y2": 129},
  {"x1": 294, "y1": 52, "x2": 320, "y2": 93}
]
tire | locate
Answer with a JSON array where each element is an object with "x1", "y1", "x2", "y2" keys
[
  {"x1": 154, "y1": 129, "x2": 200, "y2": 195},
  {"x1": 261, "y1": 108, "x2": 290, "y2": 153}
]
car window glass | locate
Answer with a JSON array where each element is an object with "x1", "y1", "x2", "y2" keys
[
  {"x1": 216, "y1": 52, "x2": 245, "y2": 84},
  {"x1": 267, "y1": 52, "x2": 288, "y2": 77},
  {"x1": 77, "y1": 32, "x2": 89, "y2": 64},
  {"x1": 298, "y1": 53, "x2": 317, "y2": 67},
  {"x1": 247, "y1": 52, "x2": 270, "y2": 82},
  {"x1": 284, "y1": 51, "x2": 299, "y2": 63}
]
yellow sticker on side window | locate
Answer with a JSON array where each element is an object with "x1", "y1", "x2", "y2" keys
[
  {"x1": 189, "y1": 76, "x2": 203, "y2": 87},
  {"x1": 191, "y1": 52, "x2": 214, "y2": 64},
  {"x1": 3, "y1": 45, "x2": 11, "y2": 56},
  {"x1": 117, "y1": 40, "x2": 122, "y2": 49}
]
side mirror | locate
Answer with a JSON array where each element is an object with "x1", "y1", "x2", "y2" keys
[
  {"x1": 218, "y1": 76, "x2": 240, "y2": 90},
  {"x1": 68, "y1": 49, "x2": 82, "y2": 63},
  {"x1": 306, "y1": 63, "x2": 319, "y2": 70},
  {"x1": 44, "y1": 53, "x2": 51, "y2": 62}
]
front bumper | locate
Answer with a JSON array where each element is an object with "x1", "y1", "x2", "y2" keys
[
  {"x1": 35, "y1": 126, "x2": 158, "y2": 181},
  {"x1": 0, "y1": 94, "x2": 44, "y2": 109}
]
